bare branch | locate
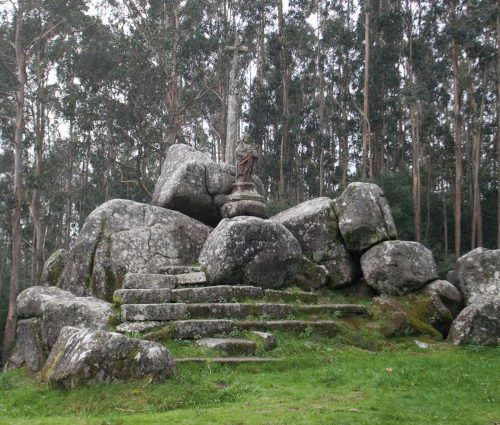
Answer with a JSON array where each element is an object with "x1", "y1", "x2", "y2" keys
[
  {"x1": 0, "y1": 114, "x2": 15, "y2": 123},
  {"x1": 0, "y1": 56, "x2": 18, "y2": 81},
  {"x1": 26, "y1": 20, "x2": 66, "y2": 54}
]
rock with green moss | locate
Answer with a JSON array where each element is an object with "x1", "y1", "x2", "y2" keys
[
  {"x1": 447, "y1": 293, "x2": 500, "y2": 345},
  {"x1": 271, "y1": 197, "x2": 360, "y2": 287},
  {"x1": 361, "y1": 241, "x2": 438, "y2": 295},
  {"x1": 333, "y1": 183, "x2": 397, "y2": 253},
  {"x1": 59, "y1": 199, "x2": 212, "y2": 301},
  {"x1": 295, "y1": 257, "x2": 329, "y2": 290},
  {"x1": 43, "y1": 327, "x2": 177, "y2": 389},
  {"x1": 195, "y1": 338, "x2": 257, "y2": 355},
  {"x1": 10, "y1": 318, "x2": 47, "y2": 372},
  {"x1": 40, "y1": 249, "x2": 69, "y2": 287},
  {"x1": 370, "y1": 296, "x2": 442, "y2": 339},
  {"x1": 16, "y1": 286, "x2": 115, "y2": 352},
  {"x1": 420, "y1": 280, "x2": 463, "y2": 318},
  {"x1": 199, "y1": 217, "x2": 302, "y2": 289},
  {"x1": 450, "y1": 248, "x2": 500, "y2": 306}
]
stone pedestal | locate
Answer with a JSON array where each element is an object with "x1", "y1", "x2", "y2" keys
[{"x1": 221, "y1": 182, "x2": 268, "y2": 219}]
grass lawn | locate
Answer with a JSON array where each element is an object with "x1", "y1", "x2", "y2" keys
[{"x1": 0, "y1": 332, "x2": 499, "y2": 425}]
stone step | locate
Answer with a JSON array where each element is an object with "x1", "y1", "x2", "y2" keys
[
  {"x1": 116, "y1": 321, "x2": 163, "y2": 334},
  {"x1": 234, "y1": 320, "x2": 338, "y2": 337},
  {"x1": 120, "y1": 304, "x2": 187, "y2": 322},
  {"x1": 113, "y1": 289, "x2": 172, "y2": 305},
  {"x1": 123, "y1": 273, "x2": 176, "y2": 290},
  {"x1": 144, "y1": 320, "x2": 234, "y2": 341},
  {"x1": 186, "y1": 303, "x2": 297, "y2": 320},
  {"x1": 176, "y1": 357, "x2": 282, "y2": 363},
  {"x1": 175, "y1": 272, "x2": 208, "y2": 286},
  {"x1": 296, "y1": 304, "x2": 368, "y2": 316},
  {"x1": 195, "y1": 338, "x2": 257, "y2": 355},
  {"x1": 264, "y1": 289, "x2": 318, "y2": 304},
  {"x1": 172, "y1": 286, "x2": 263, "y2": 303},
  {"x1": 159, "y1": 266, "x2": 203, "y2": 275}
]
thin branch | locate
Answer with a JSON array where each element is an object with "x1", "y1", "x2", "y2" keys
[
  {"x1": 0, "y1": 56, "x2": 18, "y2": 81},
  {"x1": 0, "y1": 114, "x2": 15, "y2": 123},
  {"x1": 0, "y1": 89, "x2": 13, "y2": 97},
  {"x1": 25, "y1": 20, "x2": 66, "y2": 54}
]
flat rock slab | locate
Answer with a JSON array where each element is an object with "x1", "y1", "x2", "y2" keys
[
  {"x1": 123, "y1": 273, "x2": 176, "y2": 290},
  {"x1": 186, "y1": 303, "x2": 297, "y2": 320},
  {"x1": 176, "y1": 357, "x2": 282, "y2": 363},
  {"x1": 121, "y1": 304, "x2": 187, "y2": 322},
  {"x1": 176, "y1": 272, "x2": 208, "y2": 286},
  {"x1": 113, "y1": 289, "x2": 172, "y2": 305},
  {"x1": 263, "y1": 289, "x2": 318, "y2": 304},
  {"x1": 172, "y1": 286, "x2": 263, "y2": 303},
  {"x1": 252, "y1": 331, "x2": 277, "y2": 351},
  {"x1": 234, "y1": 320, "x2": 337, "y2": 336},
  {"x1": 195, "y1": 338, "x2": 257, "y2": 355},
  {"x1": 116, "y1": 321, "x2": 164, "y2": 334},
  {"x1": 43, "y1": 327, "x2": 176, "y2": 389},
  {"x1": 160, "y1": 266, "x2": 203, "y2": 275},
  {"x1": 297, "y1": 304, "x2": 368, "y2": 316},
  {"x1": 144, "y1": 320, "x2": 235, "y2": 341}
]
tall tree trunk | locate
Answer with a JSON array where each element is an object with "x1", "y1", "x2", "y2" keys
[
  {"x1": 4, "y1": 1, "x2": 26, "y2": 362},
  {"x1": 317, "y1": 0, "x2": 325, "y2": 196},
  {"x1": 65, "y1": 124, "x2": 74, "y2": 251},
  {"x1": 362, "y1": 0, "x2": 370, "y2": 182},
  {"x1": 497, "y1": 7, "x2": 500, "y2": 248},
  {"x1": 451, "y1": 0, "x2": 462, "y2": 258}
]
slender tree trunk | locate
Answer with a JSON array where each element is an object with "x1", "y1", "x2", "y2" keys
[
  {"x1": 65, "y1": 131, "x2": 73, "y2": 251},
  {"x1": 451, "y1": 1, "x2": 462, "y2": 258},
  {"x1": 497, "y1": 9, "x2": 500, "y2": 248},
  {"x1": 362, "y1": 0, "x2": 370, "y2": 182},
  {"x1": 4, "y1": 1, "x2": 26, "y2": 362}
]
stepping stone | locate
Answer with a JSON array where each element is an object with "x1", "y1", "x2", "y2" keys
[
  {"x1": 121, "y1": 304, "x2": 187, "y2": 322},
  {"x1": 116, "y1": 321, "x2": 163, "y2": 334},
  {"x1": 159, "y1": 266, "x2": 203, "y2": 275},
  {"x1": 297, "y1": 304, "x2": 368, "y2": 316},
  {"x1": 264, "y1": 289, "x2": 318, "y2": 304},
  {"x1": 143, "y1": 320, "x2": 235, "y2": 341},
  {"x1": 172, "y1": 286, "x2": 263, "y2": 303},
  {"x1": 186, "y1": 303, "x2": 297, "y2": 319},
  {"x1": 195, "y1": 338, "x2": 257, "y2": 355},
  {"x1": 234, "y1": 320, "x2": 338, "y2": 337},
  {"x1": 122, "y1": 273, "x2": 176, "y2": 290},
  {"x1": 176, "y1": 272, "x2": 208, "y2": 286},
  {"x1": 113, "y1": 289, "x2": 172, "y2": 305},
  {"x1": 252, "y1": 331, "x2": 277, "y2": 351},
  {"x1": 176, "y1": 357, "x2": 282, "y2": 363}
]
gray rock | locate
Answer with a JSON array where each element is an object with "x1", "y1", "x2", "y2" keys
[
  {"x1": 420, "y1": 280, "x2": 463, "y2": 318},
  {"x1": 172, "y1": 285, "x2": 263, "y2": 303},
  {"x1": 3, "y1": 348, "x2": 24, "y2": 373},
  {"x1": 59, "y1": 199, "x2": 212, "y2": 300},
  {"x1": 263, "y1": 289, "x2": 318, "y2": 304},
  {"x1": 172, "y1": 320, "x2": 234, "y2": 339},
  {"x1": 15, "y1": 319, "x2": 46, "y2": 372},
  {"x1": 176, "y1": 272, "x2": 208, "y2": 286},
  {"x1": 195, "y1": 338, "x2": 257, "y2": 355},
  {"x1": 121, "y1": 304, "x2": 188, "y2": 322},
  {"x1": 187, "y1": 303, "x2": 254, "y2": 319},
  {"x1": 220, "y1": 200, "x2": 269, "y2": 219},
  {"x1": 43, "y1": 327, "x2": 176, "y2": 389},
  {"x1": 447, "y1": 294, "x2": 500, "y2": 345},
  {"x1": 116, "y1": 321, "x2": 163, "y2": 334},
  {"x1": 152, "y1": 144, "x2": 263, "y2": 226},
  {"x1": 450, "y1": 248, "x2": 500, "y2": 305},
  {"x1": 199, "y1": 217, "x2": 302, "y2": 289},
  {"x1": 251, "y1": 331, "x2": 277, "y2": 351},
  {"x1": 361, "y1": 241, "x2": 438, "y2": 295},
  {"x1": 159, "y1": 266, "x2": 203, "y2": 275},
  {"x1": 254, "y1": 303, "x2": 297, "y2": 319},
  {"x1": 123, "y1": 273, "x2": 176, "y2": 290},
  {"x1": 16, "y1": 286, "x2": 114, "y2": 351},
  {"x1": 113, "y1": 289, "x2": 172, "y2": 305},
  {"x1": 333, "y1": 183, "x2": 397, "y2": 253},
  {"x1": 40, "y1": 249, "x2": 69, "y2": 286},
  {"x1": 272, "y1": 198, "x2": 360, "y2": 287},
  {"x1": 295, "y1": 257, "x2": 329, "y2": 290}
]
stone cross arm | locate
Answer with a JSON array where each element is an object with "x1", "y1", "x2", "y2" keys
[{"x1": 225, "y1": 37, "x2": 248, "y2": 53}]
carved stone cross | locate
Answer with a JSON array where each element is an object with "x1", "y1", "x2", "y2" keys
[{"x1": 225, "y1": 37, "x2": 248, "y2": 166}]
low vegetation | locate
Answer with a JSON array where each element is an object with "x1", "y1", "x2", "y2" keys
[{"x1": 1, "y1": 332, "x2": 499, "y2": 424}]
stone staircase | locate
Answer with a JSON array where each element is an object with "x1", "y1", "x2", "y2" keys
[{"x1": 114, "y1": 270, "x2": 368, "y2": 361}]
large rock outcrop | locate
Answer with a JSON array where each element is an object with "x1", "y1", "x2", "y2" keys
[
  {"x1": 199, "y1": 217, "x2": 302, "y2": 289},
  {"x1": 10, "y1": 286, "x2": 115, "y2": 372},
  {"x1": 152, "y1": 144, "x2": 263, "y2": 226},
  {"x1": 361, "y1": 241, "x2": 438, "y2": 295},
  {"x1": 59, "y1": 199, "x2": 212, "y2": 300},
  {"x1": 271, "y1": 197, "x2": 360, "y2": 288},
  {"x1": 333, "y1": 183, "x2": 397, "y2": 253},
  {"x1": 449, "y1": 248, "x2": 500, "y2": 305},
  {"x1": 43, "y1": 327, "x2": 177, "y2": 389},
  {"x1": 447, "y1": 294, "x2": 500, "y2": 346}
]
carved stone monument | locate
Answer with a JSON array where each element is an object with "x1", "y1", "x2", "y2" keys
[{"x1": 221, "y1": 134, "x2": 269, "y2": 219}]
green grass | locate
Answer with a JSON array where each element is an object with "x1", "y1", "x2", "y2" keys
[{"x1": 1, "y1": 334, "x2": 499, "y2": 424}]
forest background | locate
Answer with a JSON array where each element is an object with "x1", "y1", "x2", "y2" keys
[{"x1": 0, "y1": 0, "x2": 498, "y2": 363}]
